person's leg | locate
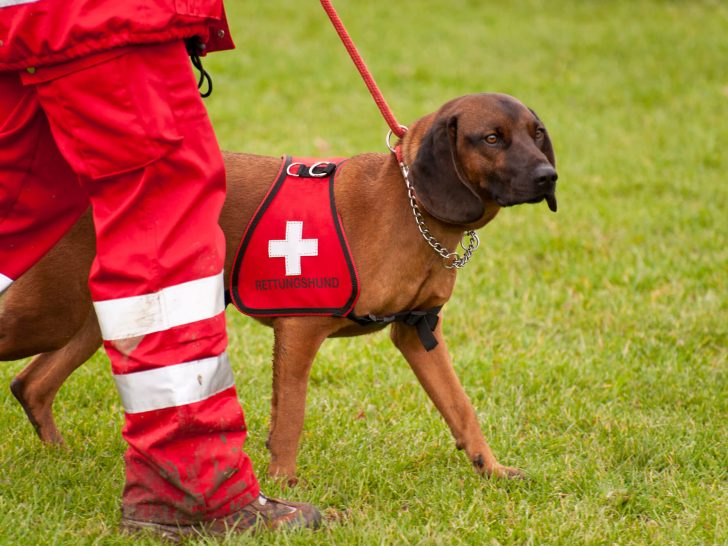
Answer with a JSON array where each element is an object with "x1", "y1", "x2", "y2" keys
[
  {"x1": 29, "y1": 43, "x2": 265, "y2": 524},
  {"x1": 0, "y1": 72, "x2": 88, "y2": 295}
]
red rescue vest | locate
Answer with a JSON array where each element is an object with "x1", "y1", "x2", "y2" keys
[
  {"x1": 229, "y1": 157, "x2": 360, "y2": 317},
  {"x1": 228, "y1": 156, "x2": 442, "y2": 351}
]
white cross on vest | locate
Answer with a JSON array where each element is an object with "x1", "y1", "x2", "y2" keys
[{"x1": 268, "y1": 221, "x2": 319, "y2": 276}]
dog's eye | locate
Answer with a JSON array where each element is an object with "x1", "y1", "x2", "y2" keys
[
  {"x1": 534, "y1": 128, "x2": 545, "y2": 140},
  {"x1": 484, "y1": 134, "x2": 499, "y2": 145}
]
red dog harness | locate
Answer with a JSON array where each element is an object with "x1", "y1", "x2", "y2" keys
[
  {"x1": 229, "y1": 156, "x2": 442, "y2": 350},
  {"x1": 230, "y1": 157, "x2": 360, "y2": 317}
]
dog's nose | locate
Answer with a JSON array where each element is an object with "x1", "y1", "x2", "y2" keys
[{"x1": 533, "y1": 164, "x2": 558, "y2": 188}]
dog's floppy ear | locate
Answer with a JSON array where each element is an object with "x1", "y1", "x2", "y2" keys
[
  {"x1": 529, "y1": 108, "x2": 556, "y2": 168},
  {"x1": 410, "y1": 115, "x2": 485, "y2": 225}
]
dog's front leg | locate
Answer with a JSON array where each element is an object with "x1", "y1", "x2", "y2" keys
[
  {"x1": 266, "y1": 318, "x2": 329, "y2": 484},
  {"x1": 390, "y1": 317, "x2": 523, "y2": 478}
]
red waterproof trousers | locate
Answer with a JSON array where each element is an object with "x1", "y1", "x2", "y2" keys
[{"x1": 0, "y1": 41, "x2": 259, "y2": 523}]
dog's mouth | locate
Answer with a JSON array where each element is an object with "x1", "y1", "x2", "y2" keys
[
  {"x1": 545, "y1": 192, "x2": 558, "y2": 212},
  {"x1": 495, "y1": 191, "x2": 558, "y2": 212}
]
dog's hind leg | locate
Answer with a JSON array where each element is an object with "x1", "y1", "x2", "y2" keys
[
  {"x1": 10, "y1": 309, "x2": 102, "y2": 445},
  {"x1": 266, "y1": 317, "x2": 331, "y2": 484},
  {"x1": 390, "y1": 317, "x2": 523, "y2": 479}
]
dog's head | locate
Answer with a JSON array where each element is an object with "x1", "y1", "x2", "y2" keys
[{"x1": 406, "y1": 93, "x2": 557, "y2": 226}]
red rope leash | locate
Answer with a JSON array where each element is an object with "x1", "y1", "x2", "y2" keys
[{"x1": 320, "y1": 0, "x2": 407, "y2": 139}]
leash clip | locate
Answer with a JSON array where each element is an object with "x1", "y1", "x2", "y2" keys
[{"x1": 386, "y1": 126, "x2": 408, "y2": 154}]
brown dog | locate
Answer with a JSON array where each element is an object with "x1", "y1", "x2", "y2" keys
[{"x1": 1, "y1": 93, "x2": 557, "y2": 481}]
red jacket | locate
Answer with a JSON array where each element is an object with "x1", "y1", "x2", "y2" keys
[{"x1": 0, "y1": 0, "x2": 234, "y2": 71}]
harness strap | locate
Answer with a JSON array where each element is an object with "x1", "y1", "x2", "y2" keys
[
  {"x1": 225, "y1": 286, "x2": 440, "y2": 351},
  {"x1": 346, "y1": 306, "x2": 442, "y2": 351},
  {"x1": 288, "y1": 162, "x2": 337, "y2": 178}
]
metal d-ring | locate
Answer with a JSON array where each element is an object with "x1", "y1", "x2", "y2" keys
[
  {"x1": 286, "y1": 162, "x2": 304, "y2": 177},
  {"x1": 308, "y1": 161, "x2": 332, "y2": 178},
  {"x1": 386, "y1": 125, "x2": 408, "y2": 153}
]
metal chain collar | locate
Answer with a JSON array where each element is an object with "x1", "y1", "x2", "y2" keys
[{"x1": 397, "y1": 160, "x2": 480, "y2": 270}]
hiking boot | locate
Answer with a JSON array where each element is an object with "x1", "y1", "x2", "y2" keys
[{"x1": 120, "y1": 493, "x2": 322, "y2": 541}]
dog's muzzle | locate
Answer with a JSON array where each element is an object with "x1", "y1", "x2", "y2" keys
[{"x1": 493, "y1": 163, "x2": 558, "y2": 212}]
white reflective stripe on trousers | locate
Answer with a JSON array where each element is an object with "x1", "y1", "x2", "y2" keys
[
  {"x1": 0, "y1": 0, "x2": 41, "y2": 7},
  {"x1": 114, "y1": 353, "x2": 235, "y2": 414},
  {"x1": 93, "y1": 271, "x2": 225, "y2": 340},
  {"x1": 0, "y1": 273, "x2": 13, "y2": 295}
]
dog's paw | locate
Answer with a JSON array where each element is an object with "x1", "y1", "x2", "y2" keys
[
  {"x1": 488, "y1": 464, "x2": 526, "y2": 479},
  {"x1": 471, "y1": 455, "x2": 525, "y2": 479},
  {"x1": 268, "y1": 464, "x2": 300, "y2": 488}
]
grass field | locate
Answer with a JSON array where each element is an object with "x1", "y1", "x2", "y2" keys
[{"x1": 1, "y1": 0, "x2": 726, "y2": 544}]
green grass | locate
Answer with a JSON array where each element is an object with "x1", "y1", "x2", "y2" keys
[{"x1": 1, "y1": 0, "x2": 727, "y2": 543}]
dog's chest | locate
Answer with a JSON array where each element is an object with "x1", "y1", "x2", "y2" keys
[{"x1": 229, "y1": 156, "x2": 359, "y2": 317}]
